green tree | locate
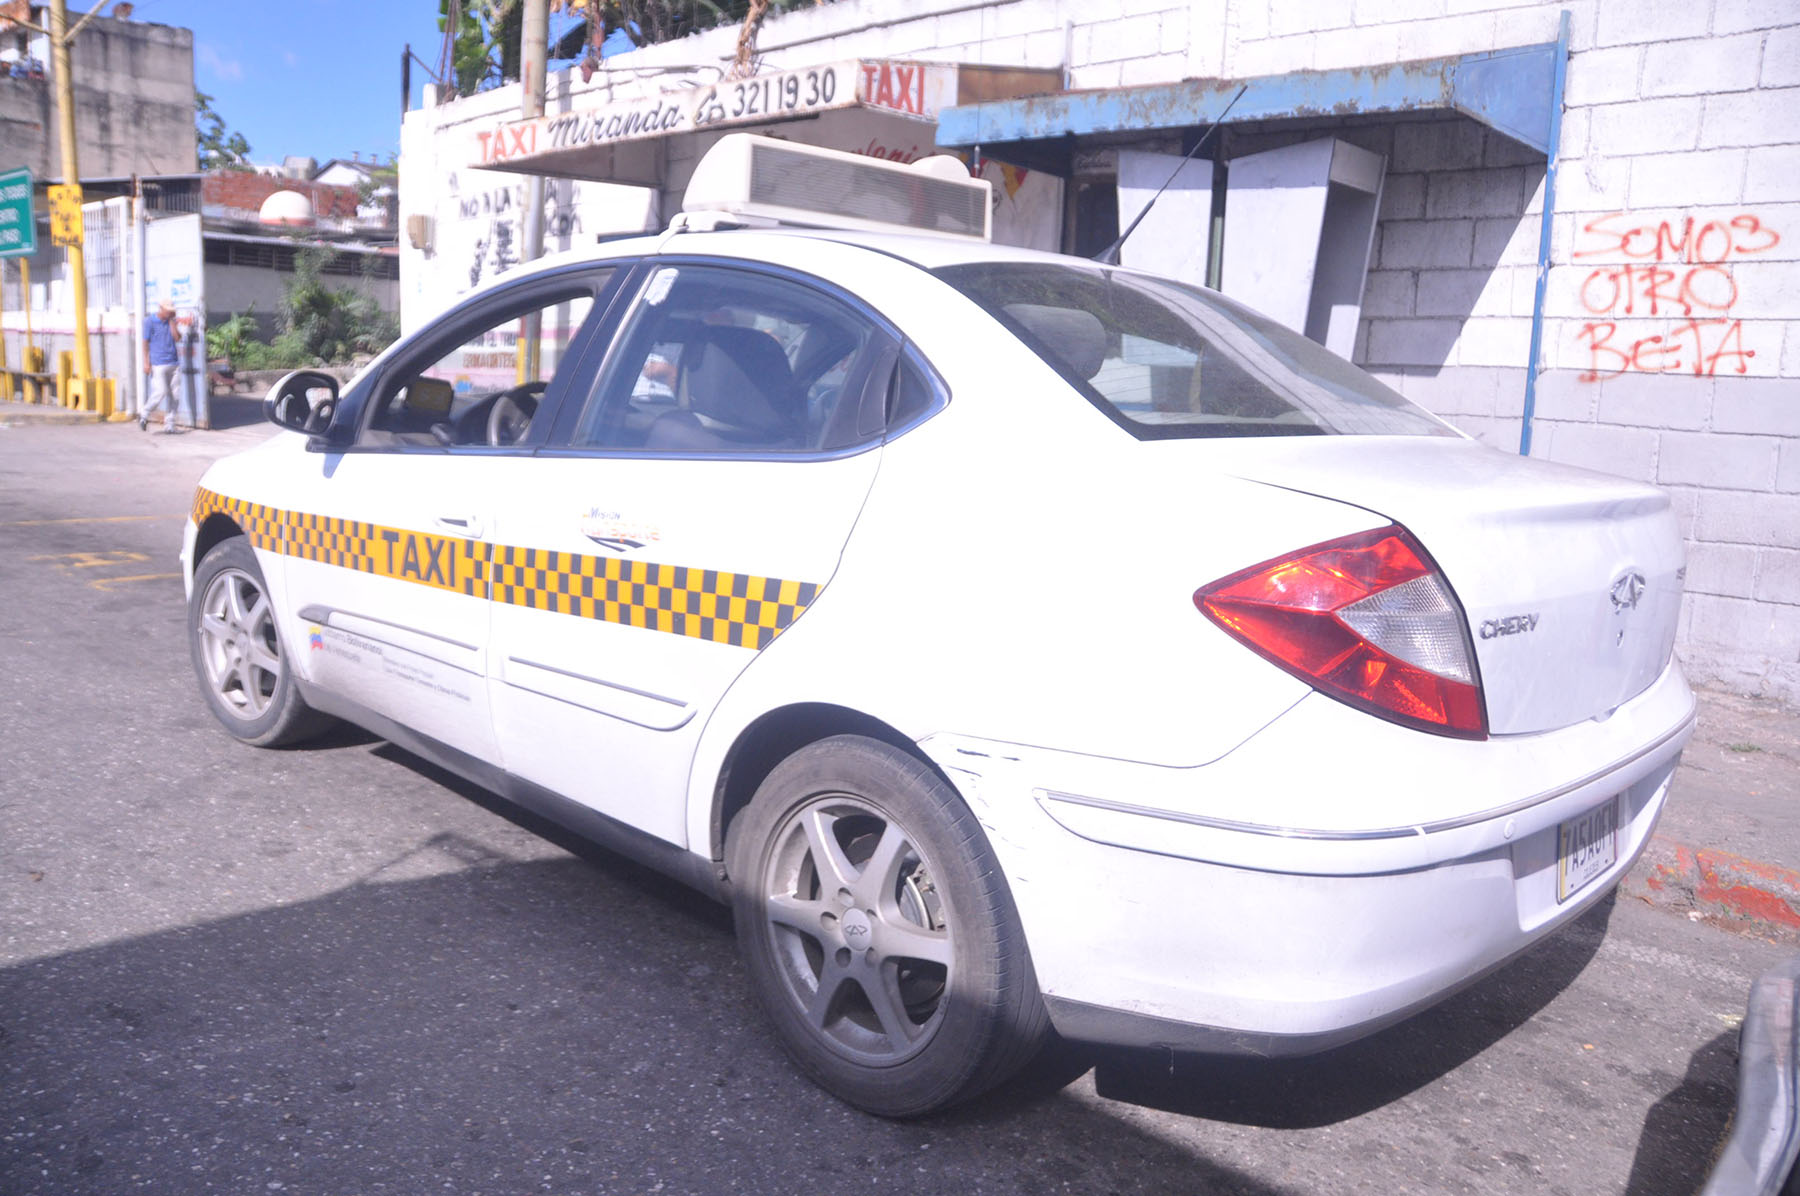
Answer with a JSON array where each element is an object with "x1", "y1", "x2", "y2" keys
[
  {"x1": 279, "y1": 248, "x2": 400, "y2": 363},
  {"x1": 209, "y1": 251, "x2": 399, "y2": 370},
  {"x1": 195, "y1": 91, "x2": 252, "y2": 171},
  {"x1": 437, "y1": 1, "x2": 828, "y2": 97},
  {"x1": 438, "y1": 0, "x2": 492, "y2": 96}
]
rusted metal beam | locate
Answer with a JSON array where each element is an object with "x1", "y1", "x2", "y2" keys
[{"x1": 937, "y1": 43, "x2": 1559, "y2": 156}]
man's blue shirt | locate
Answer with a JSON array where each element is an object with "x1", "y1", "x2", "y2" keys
[{"x1": 143, "y1": 314, "x2": 178, "y2": 366}]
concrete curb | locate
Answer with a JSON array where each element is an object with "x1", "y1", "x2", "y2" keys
[
  {"x1": 0, "y1": 400, "x2": 105, "y2": 426},
  {"x1": 1625, "y1": 835, "x2": 1800, "y2": 941}
]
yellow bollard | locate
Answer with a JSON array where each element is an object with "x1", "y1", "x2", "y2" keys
[
  {"x1": 56, "y1": 350, "x2": 72, "y2": 407},
  {"x1": 22, "y1": 345, "x2": 44, "y2": 403}
]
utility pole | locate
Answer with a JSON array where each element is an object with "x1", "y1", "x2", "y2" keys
[
  {"x1": 48, "y1": 0, "x2": 93, "y2": 397},
  {"x1": 10, "y1": 0, "x2": 122, "y2": 411},
  {"x1": 515, "y1": 0, "x2": 547, "y2": 383},
  {"x1": 520, "y1": 0, "x2": 547, "y2": 268}
]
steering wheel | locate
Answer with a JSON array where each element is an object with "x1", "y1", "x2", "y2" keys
[{"x1": 486, "y1": 382, "x2": 546, "y2": 447}]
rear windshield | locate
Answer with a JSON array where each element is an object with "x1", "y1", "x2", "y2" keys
[{"x1": 932, "y1": 261, "x2": 1455, "y2": 440}]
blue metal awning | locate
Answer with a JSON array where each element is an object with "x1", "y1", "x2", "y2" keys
[{"x1": 936, "y1": 41, "x2": 1560, "y2": 155}]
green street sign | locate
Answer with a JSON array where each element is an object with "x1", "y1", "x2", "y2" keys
[{"x1": 0, "y1": 167, "x2": 37, "y2": 259}]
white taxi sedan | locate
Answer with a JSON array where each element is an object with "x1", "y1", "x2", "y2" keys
[{"x1": 184, "y1": 135, "x2": 1693, "y2": 1117}]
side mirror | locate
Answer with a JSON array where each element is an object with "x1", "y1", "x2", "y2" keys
[{"x1": 264, "y1": 370, "x2": 340, "y2": 436}]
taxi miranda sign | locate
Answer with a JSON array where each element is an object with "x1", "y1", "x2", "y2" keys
[{"x1": 472, "y1": 60, "x2": 958, "y2": 170}]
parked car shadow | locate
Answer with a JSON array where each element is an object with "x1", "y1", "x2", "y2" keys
[
  {"x1": 367, "y1": 737, "x2": 1618, "y2": 1139},
  {"x1": 1079, "y1": 894, "x2": 1614, "y2": 1128},
  {"x1": 1624, "y1": 1029, "x2": 1737, "y2": 1196},
  {"x1": 0, "y1": 850, "x2": 1290, "y2": 1196}
]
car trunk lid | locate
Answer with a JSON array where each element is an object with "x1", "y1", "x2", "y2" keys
[{"x1": 1182, "y1": 436, "x2": 1684, "y2": 736}]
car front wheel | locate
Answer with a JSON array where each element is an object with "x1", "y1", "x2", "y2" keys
[
  {"x1": 727, "y1": 734, "x2": 1048, "y2": 1117},
  {"x1": 189, "y1": 536, "x2": 331, "y2": 747}
]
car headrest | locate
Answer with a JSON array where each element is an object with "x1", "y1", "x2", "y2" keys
[
  {"x1": 687, "y1": 325, "x2": 799, "y2": 435},
  {"x1": 1004, "y1": 303, "x2": 1108, "y2": 381}
]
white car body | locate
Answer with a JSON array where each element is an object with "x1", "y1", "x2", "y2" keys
[{"x1": 183, "y1": 201, "x2": 1691, "y2": 1081}]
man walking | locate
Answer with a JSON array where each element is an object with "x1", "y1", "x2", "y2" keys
[{"x1": 141, "y1": 298, "x2": 181, "y2": 433}]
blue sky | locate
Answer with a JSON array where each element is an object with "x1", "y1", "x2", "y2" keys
[{"x1": 131, "y1": 0, "x2": 589, "y2": 166}]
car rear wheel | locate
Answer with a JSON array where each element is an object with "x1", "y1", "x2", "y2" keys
[
  {"x1": 189, "y1": 536, "x2": 332, "y2": 747},
  {"x1": 727, "y1": 734, "x2": 1048, "y2": 1117}
]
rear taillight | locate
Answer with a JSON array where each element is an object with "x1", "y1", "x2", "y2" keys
[{"x1": 1194, "y1": 526, "x2": 1487, "y2": 739}]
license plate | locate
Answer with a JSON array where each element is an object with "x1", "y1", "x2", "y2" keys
[{"x1": 1557, "y1": 797, "x2": 1619, "y2": 903}]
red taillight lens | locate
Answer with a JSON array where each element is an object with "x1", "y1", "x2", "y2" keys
[{"x1": 1195, "y1": 526, "x2": 1487, "y2": 739}]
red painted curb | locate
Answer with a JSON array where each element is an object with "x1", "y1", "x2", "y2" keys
[
  {"x1": 1695, "y1": 848, "x2": 1800, "y2": 931},
  {"x1": 1625, "y1": 835, "x2": 1800, "y2": 937}
]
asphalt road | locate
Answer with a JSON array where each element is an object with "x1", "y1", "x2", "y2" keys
[{"x1": 0, "y1": 417, "x2": 1786, "y2": 1196}]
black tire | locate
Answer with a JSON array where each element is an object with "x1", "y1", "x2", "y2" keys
[
  {"x1": 188, "y1": 536, "x2": 333, "y2": 748},
  {"x1": 726, "y1": 734, "x2": 1048, "y2": 1117}
]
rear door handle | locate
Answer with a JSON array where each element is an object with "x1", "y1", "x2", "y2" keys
[{"x1": 433, "y1": 514, "x2": 485, "y2": 538}]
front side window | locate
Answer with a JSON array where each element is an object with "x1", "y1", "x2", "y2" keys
[
  {"x1": 570, "y1": 265, "x2": 880, "y2": 454},
  {"x1": 933, "y1": 261, "x2": 1455, "y2": 440},
  {"x1": 362, "y1": 283, "x2": 599, "y2": 449}
]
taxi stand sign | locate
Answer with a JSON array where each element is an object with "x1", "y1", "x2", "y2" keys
[
  {"x1": 470, "y1": 59, "x2": 958, "y2": 173},
  {"x1": 46, "y1": 182, "x2": 83, "y2": 248},
  {"x1": 0, "y1": 167, "x2": 36, "y2": 258}
]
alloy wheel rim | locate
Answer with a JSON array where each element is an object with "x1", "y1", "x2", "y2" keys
[
  {"x1": 197, "y1": 566, "x2": 282, "y2": 721},
  {"x1": 760, "y1": 795, "x2": 953, "y2": 1066}
]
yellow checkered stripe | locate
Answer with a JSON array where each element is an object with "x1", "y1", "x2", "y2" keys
[
  {"x1": 191, "y1": 488, "x2": 282, "y2": 553},
  {"x1": 489, "y1": 546, "x2": 819, "y2": 650},
  {"x1": 191, "y1": 487, "x2": 817, "y2": 649}
]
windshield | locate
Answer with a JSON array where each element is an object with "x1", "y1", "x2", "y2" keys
[{"x1": 933, "y1": 261, "x2": 1455, "y2": 440}]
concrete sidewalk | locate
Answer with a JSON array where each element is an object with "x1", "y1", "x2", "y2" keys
[
  {"x1": 0, "y1": 393, "x2": 270, "y2": 431},
  {"x1": 1625, "y1": 687, "x2": 1800, "y2": 943}
]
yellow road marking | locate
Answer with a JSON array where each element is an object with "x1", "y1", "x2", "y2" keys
[
  {"x1": 4, "y1": 514, "x2": 181, "y2": 526},
  {"x1": 89, "y1": 572, "x2": 182, "y2": 591},
  {"x1": 29, "y1": 551, "x2": 150, "y2": 568}
]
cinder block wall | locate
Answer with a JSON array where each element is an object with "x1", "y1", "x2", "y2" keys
[{"x1": 1221, "y1": 0, "x2": 1800, "y2": 701}]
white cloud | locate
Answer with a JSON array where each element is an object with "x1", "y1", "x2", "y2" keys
[{"x1": 196, "y1": 42, "x2": 243, "y2": 82}]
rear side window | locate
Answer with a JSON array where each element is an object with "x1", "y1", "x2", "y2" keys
[
  {"x1": 933, "y1": 261, "x2": 1454, "y2": 440},
  {"x1": 569, "y1": 265, "x2": 882, "y2": 454}
]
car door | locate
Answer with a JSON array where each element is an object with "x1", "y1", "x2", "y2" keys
[
  {"x1": 483, "y1": 261, "x2": 898, "y2": 844},
  {"x1": 277, "y1": 268, "x2": 616, "y2": 765}
]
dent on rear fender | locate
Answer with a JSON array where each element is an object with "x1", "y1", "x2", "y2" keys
[{"x1": 918, "y1": 737, "x2": 1037, "y2": 861}]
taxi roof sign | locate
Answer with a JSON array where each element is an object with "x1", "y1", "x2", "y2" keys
[
  {"x1": 680, "y1": 134, "x2": 991, "y2": 242},
  {"x1": 0, "y1": 167, "x2": 36, "y2": 259}
]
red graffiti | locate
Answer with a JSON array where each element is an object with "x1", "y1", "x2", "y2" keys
[
  {"x1": 1574, "y1": 212, "x2": 1778, "y2": 381},
  {"x1": 1573, "y1": 212, "x2": 1780, "y2": 263},
  {"x1": 1578, "y1": 262, "x2": 1737, "y2": 318},
  {"x1": 1577, "y1": 318, "x2": 1754, "y2": 382}
]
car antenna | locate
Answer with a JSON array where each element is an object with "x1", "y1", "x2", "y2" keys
[{"x1": 1094, "y1": 83, "x2": 1248, "y2": 266}]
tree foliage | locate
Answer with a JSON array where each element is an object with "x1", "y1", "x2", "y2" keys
[
  {"x1": 436, "y1": 0, "x2": 826, "y2": 96},
  {"x1": 207, "y1": 250, "x2": 399, "y2": 369},
  {"x1": 195, "y1": 91, "x2": 252, "y2": 171},
  {"x1": 279, "y1": 249, "x2": 400, "y2": 363}
]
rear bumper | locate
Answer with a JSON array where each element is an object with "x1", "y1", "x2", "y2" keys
[{"x1": 919, "y1": 662, "x2": 1694, "y2": 1053}]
